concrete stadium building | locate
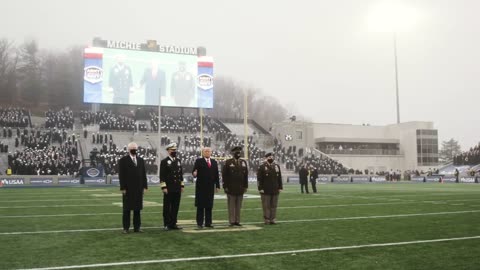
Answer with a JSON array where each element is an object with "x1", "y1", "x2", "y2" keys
[{"x1": 271, "y1": 121, "x2": 439, "y2": 173}]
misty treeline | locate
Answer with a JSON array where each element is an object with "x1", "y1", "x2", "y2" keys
[{"x1": 0, "y1": 38, "x2": 288, "y2": 128}]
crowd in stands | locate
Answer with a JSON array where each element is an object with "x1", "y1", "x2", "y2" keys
[
  {"x1": 1, "y1": 109, "x2": 409, "y2": 178},
  {"x1": 150, "y1": 114, "x2": 230, "y2": 134},
  {"x1": 0, "y1": 107, "x2": 30, "y2": 128},
  {"x1": 80, "y1": 111, "x2": 136, "y2": 131},
  {"x1": 45, "y1": 108, "x2": 74, "y2": 129},
  {"x1": 7, "y1": 128, "x2": 80, "y2": 175},
  {"x1": 454, "y1": 143, "x2": 480, "y2": 166},
  {"x1": 93, "y1": 145, "x2": 157, "y2": 175}
]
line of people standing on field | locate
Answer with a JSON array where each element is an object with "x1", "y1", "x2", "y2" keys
[{"x1": 118, "y1": 143, "x2": 283, "y2": 233}]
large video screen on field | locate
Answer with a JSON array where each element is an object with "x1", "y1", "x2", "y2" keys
[{"x1": 83, "y1": 47, "x2": 213, "y2": 108}]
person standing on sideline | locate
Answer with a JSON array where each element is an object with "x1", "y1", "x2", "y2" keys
[
  {"x1": 299, "y1": 164, "x2": 309, "y2": 194},
  {"x1": 222, "y1": 146, "x2": 248, "y2": 226},
  {"x1": 257, "y1": 152, "x2": 283, "y2": 225},
  {"x1": 160, "y1": 143, "x2": 184, "y2": 230},
  {"x1": 309, "y1": 165, "x2": 318, "y2": 193},
  {"x1": 119, "y1": 142, "x2": 148, "y2": 234},
  {"x1": 192, "y1": 147, "x2": 220, "y2": 229}
]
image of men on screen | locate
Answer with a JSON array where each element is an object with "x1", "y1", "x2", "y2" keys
[
  {"x1": 140, "y1": 61, "x2": 166, "y2": 106},
  {"x1": 109, "y1": 55, "x2": 133, "y2": 104},
  {"x1": 170, "y1": 61, "x2": 195, "y2": 107}
]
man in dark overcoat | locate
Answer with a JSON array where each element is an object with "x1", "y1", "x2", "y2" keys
[
  {"x1": 119, "y1": 142, "x2": 148, "y2": 233},
  {"x1": 192, "y1": 147, "x2": 220, "y2": 228}
]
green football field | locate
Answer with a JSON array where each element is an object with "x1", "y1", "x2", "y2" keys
[{"x1": 1, "y1": 183, "x2": 480, "y2": 270}]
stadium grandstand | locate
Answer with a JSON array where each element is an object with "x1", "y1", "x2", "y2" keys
[{"x1": 1, "y1": 107, "x2": 478, "y2": 181}]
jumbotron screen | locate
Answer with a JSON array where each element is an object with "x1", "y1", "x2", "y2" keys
[{"x1": 83, "y1": 45, "x2": 213, "y2": 108}]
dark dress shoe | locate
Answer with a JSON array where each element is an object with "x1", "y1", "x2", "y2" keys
[
  {"x1": 134, "y1": 229, "x2": 144, "y2": 233},
  {"x1": 234, "y1": 223, "x2": 242, "y2": 226},
  {"x1": 163, "y1": 226, "x2": 170, "y2": 231},
  {"x1": 171, "y1": 225, "x2": 183, "y2": 230},
  {"x1": 205, "y1": 225, "x2": 214, "y2": 228},
  {"x1": 122, "y1": 230, "x2": 129, "y2": 234},
  {"x1": 197, "y1": 225, "x2": 204, "y2": 229}
]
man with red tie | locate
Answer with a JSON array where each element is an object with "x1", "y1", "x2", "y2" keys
[{"x1": 192, "y1": 147, "x2": 220, "y2": 229}]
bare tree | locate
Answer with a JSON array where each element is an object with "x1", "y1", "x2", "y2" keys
[
  {"x1": 17, "y1": 40, "x2": 44, "y2": 105},
  {"x1": 210, "y1": 76, "x2": 288, "y2": 130},
  {"x1": 440, "y1": 138, "x2": 462, "y2": 163},
  {"x1": 0, "y1": 38, "x2": 18, "y2": 103}
]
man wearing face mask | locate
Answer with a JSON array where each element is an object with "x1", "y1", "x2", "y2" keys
[
  {"x1": 222, "y1": 146, "x2": 248, "y2": 226},
  {"x1": 119, "y1": 142, "x2": 148, "y2": 234},
  {"x1": 160, "y1": 143, "x2": 184, "y2": 230},
  {"x1": 257, "y1": 152, "x2": 283, "y2": 225}
]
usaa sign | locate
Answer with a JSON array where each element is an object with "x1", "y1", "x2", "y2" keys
[{"x1": 1, "y1": 178, "x2": 25, "y2": 186}]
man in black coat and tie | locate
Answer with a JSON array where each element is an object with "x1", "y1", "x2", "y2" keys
[
  {"x1": 192, "y1": 147, "x2": 220, "y2": 229},
  {"x1": 140, "y1": 61, "x2": 166, "y2": 106},
  {"x1": 119, "y1": 142, "x2": 148, "y2": 234}
]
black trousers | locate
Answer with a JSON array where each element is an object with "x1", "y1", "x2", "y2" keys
[
  {"x1": 196, "y1": 207, "x2": 213, "y2": 226},
  {"x1": 301, "y1": 183, "x2": 309, "y2": 194},
  {"x1": 122, "y1": 209, "x2": 141, "y2": 231},
  {"x1": 163, "y1": 192, "x2": 181, "y2": 227},
  {"x1": 310, "y1": 181, "x2": 317, "y2": 193}
]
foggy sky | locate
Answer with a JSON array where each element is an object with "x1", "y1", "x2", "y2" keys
[{"x1": 1, "y1": 0, "x2": 479, "y2": 150}]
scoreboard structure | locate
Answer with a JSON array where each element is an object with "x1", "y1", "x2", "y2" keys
[{"x1": 83, "y1": 38, "x2": 213, "y2": 108}]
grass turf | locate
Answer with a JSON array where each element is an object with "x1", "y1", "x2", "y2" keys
[{"x1": 0, "y1": 183, "x2": 479, "y2": 270}]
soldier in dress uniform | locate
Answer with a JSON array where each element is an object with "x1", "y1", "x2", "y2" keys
[
  {"x1": 222, "y1": 146, "x2": 248, "y2": 226},
  {"x1": 257, "y1": 152, "x2": 283, "y2": 225},
  {"x1": 109, "y1": 55, "x2": 133, "y2": 104},
  {"x1": 170, "y1": 61, "x2": 195, "y2": 107},
  {"x1": 160, "y1": 143, "x2": 184, "y2": 230}
]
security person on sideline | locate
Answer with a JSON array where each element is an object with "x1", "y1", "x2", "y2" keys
[
  {"x1": 222, "y1": 146, "x2": 248, "y2": 226},
  {"x1": 309, "y1": 165, "x2": 318, "y2": 193},
  {"x1": 257, "y1": 152, "x2": 283, "y2": 225},
  {"x1": 160, "y1": 143, "x2": 184, "y2": 230},
  {"x1": 299, "y1": 164, "x2": 309, "y2": 194}
]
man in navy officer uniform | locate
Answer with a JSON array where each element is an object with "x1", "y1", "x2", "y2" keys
[
  {"x1": 109, "y1": 55, "x2": 133, "y2": 104},
  {"x1": 160, "y1": 143, "x2": 184, "y2": 230}
]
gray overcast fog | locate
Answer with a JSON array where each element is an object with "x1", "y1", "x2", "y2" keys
[{"x1": 1, "y1": 0, "x2": 479, "y2": 149}]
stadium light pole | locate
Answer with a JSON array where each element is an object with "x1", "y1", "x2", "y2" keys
[
  {"x1": 393, "y1": 31, "x2": 400, "y2": 124},
  {"x1": 244, "y1": 90, "x2": 248, "y2": 159},
  {"x1": 367, "y1": 1, "x2": 421, "y2": 124}
]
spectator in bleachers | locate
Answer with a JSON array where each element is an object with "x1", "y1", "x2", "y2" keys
[
  {"x1": 45, "y1": 108, "x2": 74, "y2": 129},
  {"x1": 80, "y1": 111, "x2": 136, "y2": 131},
  {"x1": 10, "y1": 140, "x2": 80, "y2": 176},
  {"x1": 454, "y1": 143, "x2": 480, "y2": 166},
  {"x1": 97, "y1": 145, "x2": 157, "y2": 175},
  {"x1": 0, "y1": 107, "x2": 30, "y2": 128}
]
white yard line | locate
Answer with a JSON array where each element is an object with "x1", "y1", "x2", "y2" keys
[
  {"x1": 1, "y1": 210, "x2": 479, "y2": 236},
  {"x1": 14, "y1": 235, "x2": 480, "y2": 270},
  {"x1": 0, "y1": 201, "x2": 448, "y2": 218}
]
